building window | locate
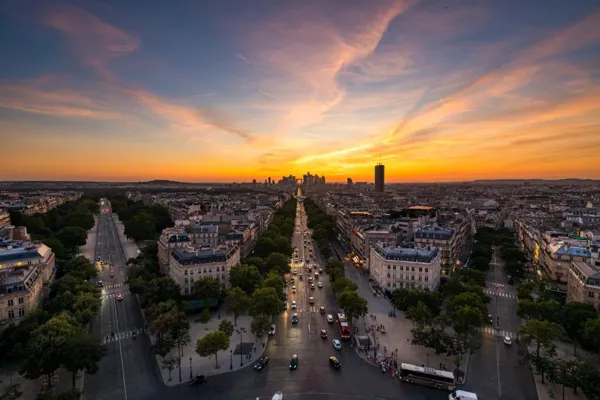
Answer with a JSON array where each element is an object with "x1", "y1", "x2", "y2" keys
[
  {"x1": 184, "y1": 270, "x2": 188, "y2": 275},
  {"x1": 184, "y1": 278, "x2": 188, "y2": 284},
  {"x1": 425, "y1": 268, "x2": 429, "y2": 273},
  {"x1": 222, "y1": 274, "x2": 225, "y2": 280},
  {"x1": 425, "y1": 276, "x2": 429, "y2": 281},
  {"x1": 203, "y1": 268, "x2": 207, "y2": 273},
  {"x1": 184, "y1": 288, "x2": 189, "y2": 295},
  {"x1": 419, "y1": 267, "x2": 423, "y2": 272},
  {"x1": 7, "y1": 299, "x2": 13, "y2": 307},
  {"x1": 18, "y1": 308, "x2": 25, "y2": 317},
  {"x1": 588, "y1": 291, "x2": 595, "y2": 298},
  {"x1": 8, "y1": 310, "x2": 14, "y2": 319},
  {"x1": 18, "y1": 297, "x2": 24, "y2": 304}
]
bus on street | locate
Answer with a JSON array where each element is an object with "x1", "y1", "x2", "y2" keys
[{"x1": 398, "y1": 363, "x2": 455, "y2": 391}]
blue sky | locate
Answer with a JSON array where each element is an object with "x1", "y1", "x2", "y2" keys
[{"x1": 1, "y1": 0, "x2": 599, "y2": 182}]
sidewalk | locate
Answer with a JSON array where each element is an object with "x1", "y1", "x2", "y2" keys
[
  {"x1": 155, "y1": 314, "x2": 267, "y2": 386},
  {"x1": 344, "y1": 261, "x2": 467, "y2": 382},
  {"x1": 111, "y1": 214, "x2": 140, "y2": 260},
  {"x1": 78, "y1": 215, "x2": 99, "y2": 261}
]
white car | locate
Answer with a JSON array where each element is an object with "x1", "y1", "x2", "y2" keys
[
  {"x1": 327, "y1": 314, "x2": 334, "y2": 323},
  {"x1": 292, "y1": 286, "x2": 297, "y2": 294},
  {"x1": 317, "y1": 281, "x2": 323, "y2": 288},
  {"x1": 291, "y1": 301, "x2": 297, "y2": 309},
  {"x1": 503, "y1": 336, "x2": 512, "y2": 346},
  {"x1": 332, "y1": 339, "x2": 342, "y2": 350},
  {"x1": 268, "y1": 324, "x2": 276, "y2": 336}
]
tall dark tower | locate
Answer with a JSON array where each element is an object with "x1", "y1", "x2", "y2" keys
[{"x1": 374, "y1": 163, "x2": 385, "y2": 192}]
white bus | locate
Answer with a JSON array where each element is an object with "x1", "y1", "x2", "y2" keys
[{"x1": 399, "y1": 363, "x2": 455, "y2": 391}]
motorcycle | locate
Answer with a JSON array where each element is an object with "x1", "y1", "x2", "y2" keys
[
  {"x1": 190, "y1": 375, "x2": 207, "y2": 387},
  {"x1": 132, "y1": 332, "x2": 137, "y2": 340}
]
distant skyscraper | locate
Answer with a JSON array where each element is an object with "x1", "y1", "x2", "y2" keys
[
  {"x1": 347, "y1": 177, "x2": 353, "y2": 185},
  {"x1": 374, "y1": 164, "x2": 385, "y2": 192}
]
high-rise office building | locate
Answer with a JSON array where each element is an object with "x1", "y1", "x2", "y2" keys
[
  {"x1": 347, "y1": 177, "x2": 353, "y2": 185},
  {"x1": 374, "y1": 163, "x2": 385, "y2": 192}
]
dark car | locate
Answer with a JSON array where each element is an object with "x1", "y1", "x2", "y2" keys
[
  {"x1": 291, "y1": 314, "x2": 299, "y2": 324},
  {"x1": 321, "y1": 329, "x2": 328, "y2": 339},
  {"x1": 329, "y1": 356, "x2": 341, "y2": 369},
  {"x1": 487, "y1": 314, "x2": 493, "y2": 324},
  {"x1": 290, "y1": 354, "x2": 299, "y2": 370},
  {"x1": 254, "y1": 356, "x2": 270, "y2": 371}
]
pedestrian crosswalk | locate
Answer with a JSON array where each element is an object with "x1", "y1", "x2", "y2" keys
[
  {"x1": 483, "y1": 289, "x2": 517, "y2": 299},
  {"x1": 101, "y1": 330, "x2": 142, "y2": 344},
  {"x1": 486, "y1": 281, "x2": 510, "y2": 288},
  {"x1": 481, "y1": 326, "x2": 517, "y2": 339},
  {"x1": 103, "y1": 283, "x2": 127, "y2": 289},
  {"x1": 103, "y1": 291, "x2": 130, "y2": 299},
  {"x1": 290, "y1": 306, "x2": 319, "y2": 313}
]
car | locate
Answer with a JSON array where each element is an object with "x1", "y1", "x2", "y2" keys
[
  {"x1": 291, "y1": 301, "x2": 297, "y2": 309},
  {"x1": 116, "y1": 294, "x2": 124, "y2": 301},
  {"x1": 487, "y1": 314, "x2": 493, "y2": 324},
  {"x1": 315, "y1": 273, "x2": 319, "y2": 279},
  {"x1": 308, "y1": 277, "x2": 313, "y2": 283},
  {"x1": 327, "y1": 314, "x2": 334, "y2": 323},
  {"x1": 97, "y1": 280, "x2": 104, "y2": 287},
  {"x1": 332, "y1": 339, "x2": 342, "y2": 350},
  {"x1": 272, "y1": 391, "x2": 284, "y2": 400},
  {"x1": 290, "y1": 277, "x2": 295, "y2": 283},
  {"x1": 320, "y1": 306, "x2": 325, "y2": 314},
  {"x1": 292, "y1": 270, "x2": 297, "y2": 275},
  {"x1": 292, "y1": 286, "x2": 297, "y2": 294},
  {"x1": 503, "y1": 336, "x2": 512, "y2": 346},
  {"x1": 254, "y1": 356, "x2": 270, "y2": 371},
  {"x1": 321, "y1": 329, "x2": 328, "y2": 339},
  {"x1": 268, "y1": 324, "x2": 276, "y2": 336},
  {"x1": 319, "y1": 268, "x2": 323, "y2": 273},
  {"x1": 292, "y1": 314, "x2": 299, "y2": 324},
  {"x1": 310, "y1": 283, "x2": 315, "y2": 290},
  {"x1": 309, "y1": 297, "x2": 314, "y2": 304},
  {"x1": 317, "y1": 281, "x2": 323, "y2": 288},
  {"x1": 97, "y1": 256, "x2": 101, "y2": 261},
  {"x1": 329, "y1": 356, "x2": 341, "y2": 369},
  {"x1": 290, "y1": 354, "x2": 299, "y2": 370}
]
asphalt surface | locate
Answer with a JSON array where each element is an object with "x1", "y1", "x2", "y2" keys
[{"x1": 84, "y1": 200, "x2": 162, "y2": 400}]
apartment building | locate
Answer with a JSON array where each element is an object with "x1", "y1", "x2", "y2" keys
[
  {"x1": 414, "y1": 222, "x2": 469, "y2": 272},
  {"x1": 0, "y1": 239, "x2": 55, "y2": 329},
  {"x1": 543, "y1": 241, "x2": 592, "y2": 283},
  {"x1": 157, "y1": 227, "x2": 192, "y2": 274},
  {"x1": 350, "y1": 225, "x2": 397, "y2": 260},
  {"x1": 0, "y1": 209, "x2": 10, "y2": 227},
  {"x1": 169, "y1": 243, "x2": 240, "y2": 295},
  {"x1": 369, "y1": 242, "x2": 442, "y2": 293},
  {"x1": 566, "y1": 261, "x2": 600, "y2": 310}
]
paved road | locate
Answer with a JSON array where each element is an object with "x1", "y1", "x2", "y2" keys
[
  {"x1": 84, "y1": 200, "x2": 162, "y2": 400},
  {"x1": 465, "y1": 249, "x2": 538, "y2": 400}
]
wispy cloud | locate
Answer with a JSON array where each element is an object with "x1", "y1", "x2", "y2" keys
[
  {"x1": 235, "y1": 53, "x2": 253, "y2": 64},
  {"x1": 257, "y1": 89, "x2": 277, "y2": 99}
]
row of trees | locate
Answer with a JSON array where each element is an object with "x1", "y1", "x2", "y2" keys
[
  {"x1": 108, "y1": 196, "x2": 172, "y2": 242},
  {"x1": 517, "y1": 280, "x2": 600, "y2": 398},
  {"x1": 469, "y1": 227, "x2": 527, "y2": 279},
  {"x1": 303, "y1": 199, "x2": 335, "y2": 260},
  {"x1": 10, "y1": 197, "x2": 99, "y2": 260},
  {"x1": 324, "y1": 259, "x2": 369, "y2": 325},
  {"x1": 394, "y1": 267, "x2": 490, "y2": 379},
  {"x1": 0, "y1": 257, "x2": 107, "y2": 400},
  {"x1": 252, "y1": 197, "x2": 297, "y2": 258}
]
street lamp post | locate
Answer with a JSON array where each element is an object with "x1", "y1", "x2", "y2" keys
[
  {"x1": 236, "y1": 327, "x2": 246, "y2": 366},
  {"x1": 189, "y1": 357, "x2": 192, "y2": 380},
  {"x1": 230, "y1": 349, "x2": 233, "y2": 370}
]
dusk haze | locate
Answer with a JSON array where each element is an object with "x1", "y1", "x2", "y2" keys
[{"x1": 2, "y1": 0, "x2": 600, "y2": 182}]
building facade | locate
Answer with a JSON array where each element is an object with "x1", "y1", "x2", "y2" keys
[
  {"x1": 374, "y1": 164, "x2": 385, "y2": 193},
  {"x1": 169, "y1": 244, "x2": 240, "y2": 295},
  {"x1": 414, "y1": 224, "x2": 468, "y2": 272},
  {"x1": 0, "y1": 240, "x2": 56, "y2": 329},
  {"x1": 567, "y1": 261, "x2": 600, "y2": 310},
  {"x1": 369, "y1": 242, "x2": 442, "y2": 293}
]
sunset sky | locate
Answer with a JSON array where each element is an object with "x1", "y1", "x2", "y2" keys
[{"x1": 1, "y1": 0, "x2": 600, "y2": 183}]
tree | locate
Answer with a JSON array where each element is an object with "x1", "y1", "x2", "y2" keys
[
  {"x1": 20, "y1": 313, "x2": 80, "y2": 389},
  {"x1": 148, "y1": 204, "x2": 173, "y2": 231},
  {"x1": 199, "y1": 309, "x2": 211, "y2": 330},
  {"x1": 218, "y1": 319, "x2": 234, "y2": 337},
  {"x1": 60, "y1": 335, "x2": 107, "y2": 389},
  {"x1": 394, "y1": 288, "x2": 443, "y2": 316},
  {"x1": 262, "y1": 270, "x2": 286, "y2": 300},
  {"x1": 244, "y1": 257, "x2": 265, "y2": 272},
  {"x1": 337, "y1": 289, "x2": 368, "y2": 326},
  {"x1": 192, "y1": 277, "x2": 222, "y2": 303},
  {"x1": 331, "y1": 277, "x2": 357, "y2": 295},
  {"x1": 265, "y1": 252, "x2": 290, "y2": 275},
  {"x1": 36, "y1": 389, "x2": 83, "y2": 400},
  {"x1": 406, "y1": 301, "x2": 435, "y2": 327},
  {"x1": 64, "y1": 210, "x2": 94, "y2": 231},
  {"x1": 146, "y1": 300, "x2": 180, "y2": 323},
  {"x1": 56, "y1": 227, "x2": 87, "y2": 251},
  {"x1": 8, "y1": 210, "x2": 25, "y2": 226},
  {"x1": 447, "y1": 305, "x2": 485, "y2": 376},
  {"x1": 161, "y1": 355, "x2": 178, "y2": 382},
  {"x1": 519, "y1": 319, "x2": 561, "y2": 382},
  {"x1": 250, "y1": 314, "x2": 271, "y2": 339},
  {"x1": 229, "y1": 264, "x2": 262, "y2": 294},
  {"x1": 0, "y1": 384, "x2": 22, "y2": 400},
  {"x1": 124, "y1": 212, "x2": 156, "y2": 242},
  {"x1": 225, "y1": 287, "x2": 250, "y2": 326},
  {"x1": 72, "y1": 291, "x2": 102, "y2": 326},
  {"x1": 454, "y1": 269, "x2": 485, "y2": 287},
  {"x1": 42, "y1": 238, "x2": 69, "y2": 260},
  {"x1": 249, "y1": 287, "x2": 284, "y2": 317},
  {"x1": 59, "y1": 256, "x2": 97, "y2": 281},
  {"x1": 144, "y1": 277, "x2": 180, "y2": 307},
  {"x1": 195, "y1": 331, "x2": 230, "y2": 369},
  {"x1": 150, "y1": 311, "x2": 190, "y2": 382},
  {"x1": 582, "y1": 317, "x2": 600, "y2": 353},
  {"x1": 561, "y1": 302, "x2": 597, "y2": 355}
]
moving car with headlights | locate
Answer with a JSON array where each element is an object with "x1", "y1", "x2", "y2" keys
[
  {"x1": 327, "y1": 314, "x2": 334, "y2": 323},
  {"x1": 289, "y1": 354, "x2": 299, "y2": 370},
  {"x1": 320, "y1": 306, "x2": 325, "y2": 314},
  {"x1": 332, "y1": 339, "x2": 342, "y2": 350},
  {"x1": 317, "y1": 281, "x2": 323, "y2": 288},
  {"x1": 116, "y1": 294, "x2": 124, "y2": 301},
  {"x1": 503, "y1": 336, "x2": 512, "y2": 346},
  {"x1": 310, "y1": 283, "x2": 315, "y2": 290},
  {"x1": 321, "y1": 329, "x2": 328, "y2": 339},
  {"x1": 291, "y1": 314, "x2": 299, "y2": 324},
  {"x1": 268, "y1": 324, "x2": 276, "y2": 336},
  {"x1": 291, "y1": 301, "x2": 297, "y2": 309},
  {"x1": 309, "y1": 297, "x2": 314, "y2": 304},
  {"x1": 254, "y1": 356, "x2": 270, "y2": 371}
]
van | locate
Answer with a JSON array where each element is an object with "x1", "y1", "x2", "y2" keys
[
  {"x1": 449, "y1": 390, "x2": 478, "y2": 400},
  {"x1": 272, "y1": 392, "x2": 283, "y2": 400}
]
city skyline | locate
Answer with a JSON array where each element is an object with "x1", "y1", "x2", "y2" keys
[{"x1": 2, "y1": 0, "x2": 600, "y2": 182}]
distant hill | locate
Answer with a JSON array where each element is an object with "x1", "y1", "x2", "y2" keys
[
  {"x1": 140, "y1": 180, "x2": 186, "y2": 185},
  {"x1": 471, "y1": 179, "x2": 599, "y2": 185}
]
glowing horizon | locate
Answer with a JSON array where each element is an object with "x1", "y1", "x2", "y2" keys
[{"x1": 1, "y1": 0, "x2": 600, "y2": 182}]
